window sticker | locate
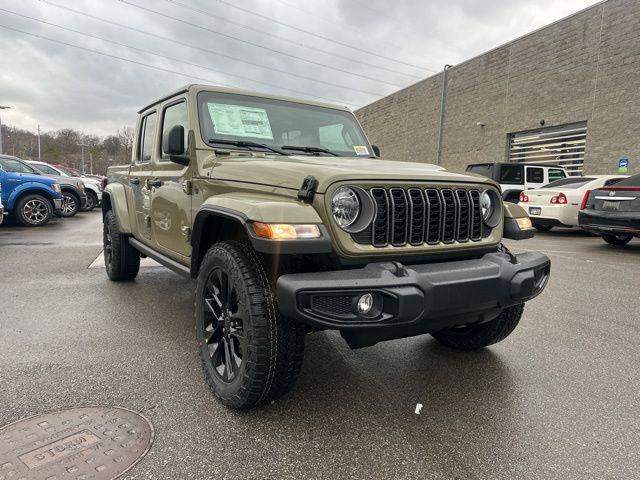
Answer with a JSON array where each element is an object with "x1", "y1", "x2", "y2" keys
[
  {"x1": 353, "y1": 145, "x2": 370, "y2": 156},
  {"x1": 208, "y1": 103, "x2": 274, "y2": 140}
]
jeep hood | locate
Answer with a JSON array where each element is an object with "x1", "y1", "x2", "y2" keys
[{"x1": 210, "y1": 155, "x2": 493, "y2": 192}]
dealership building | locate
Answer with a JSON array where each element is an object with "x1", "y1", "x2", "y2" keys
[{"x1": 356, "y1": 0, "x2": 640, "y2": 176}]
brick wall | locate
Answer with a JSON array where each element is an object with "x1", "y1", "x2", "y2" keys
[{"x1": 356, "y1": 0, "x2": 640, "y2": 175}]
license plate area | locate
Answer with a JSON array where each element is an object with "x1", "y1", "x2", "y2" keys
[
  {"x1": 602, "y1": 201, "x2": 620, "y2": 211},
  {"x1": 529, "y1": 207, "x2": 541, "y2": 216}
]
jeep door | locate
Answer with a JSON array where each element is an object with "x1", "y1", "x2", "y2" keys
[
  {"x1": 524, "y1": 166, "x2": 545, "y2": 190},
  {"x1": 150, "y1": 98, "x2": 192, "y2": 258},
  {"x1": 129, "y1": 110, "x2": 158, "y2": 242}
]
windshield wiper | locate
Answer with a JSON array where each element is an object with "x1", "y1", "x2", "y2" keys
[
  {"x1": 281, "y1": 145, "x2": 339, "y2": 157},
  {"x1": 207, "y1": 139, "x2": 287, "y2": 155}
]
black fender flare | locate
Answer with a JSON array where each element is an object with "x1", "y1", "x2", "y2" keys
[{"x1": 190, "y1": 205, "x2": 332, "y2": 278}]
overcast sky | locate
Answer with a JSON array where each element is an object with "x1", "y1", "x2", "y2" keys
[{"x1": 0, "y1": 0, "x2": 601, "y2": 136}]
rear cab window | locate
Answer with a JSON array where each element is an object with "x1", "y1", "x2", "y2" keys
[
  {"x1": 526, "y1": 167, "x2": 544, "y2": 183},
  {"x1": 465, "y1": 164, "x2": 493, "y2": 179},
  {"x1": 499, "y1": 165, "x2": 523, "y2": 184},
  {"x1": 548, "y1": 168, "x2": 566, "y2": 182},
  {"x1": 137, "y1": 111, "x2": 158, "y2": 164}
]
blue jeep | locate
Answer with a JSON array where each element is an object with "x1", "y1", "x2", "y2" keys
[{"x1": 0, "y1": 154, "x2": 63, "y2": 227}]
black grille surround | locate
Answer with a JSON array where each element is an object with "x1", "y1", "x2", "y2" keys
[{"x1": 352, "y1": 187, "x2": 486, "y2": 248}]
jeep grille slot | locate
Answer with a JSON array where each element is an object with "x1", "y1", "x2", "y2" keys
[
  {"x1": 407, "y1": 189, "x2": 426, "y2": 245},
  {"x1": 389, "y1": 188, "x2": 409, "y2": 246},
  {"x1": 455, "y1": 189, "x2": 471, "y2": 242},
  {"x1": 352, "y1": 187, "x2": 483, "y2": 247},
  {"x1": 371, "y1": 188, "x2": 389, "y2": 247},
  {"x1": 425, "y1": 189, "x2": 442, "y2": 245},
  {"x1": 469, "y1": 190, "x2": 482, "y2": 241},
  {"x1": 440, "y1": 189, "x2": 457, "y2": 243}
]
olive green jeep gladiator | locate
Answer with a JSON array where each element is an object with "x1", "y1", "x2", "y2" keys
[{"x1": 103, "y1": 84, "x2": 550, "y2": 409}]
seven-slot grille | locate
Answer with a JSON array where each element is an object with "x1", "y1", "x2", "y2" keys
[{"x1": 355, "y1": 187, "x2": 484, "y2": 247}]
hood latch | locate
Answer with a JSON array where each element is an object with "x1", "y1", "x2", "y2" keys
[{"x1": 297, "y1": 176, "x2": 318, "y2": 203}]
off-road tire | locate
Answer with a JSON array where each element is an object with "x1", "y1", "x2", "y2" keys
[
  {"x1": 84, "y1": 191, "x2": 98, "y2": 211},
  {"x1": 601, "y1": 233, "x2": 633, "y2": 246},
  {"x1": 195, "y1": 240, "x2": 305, "y2": 409},
  {"x1": 431, "y1": 304, "x2": 524, "y2": 350},
  {"x1": 532, "y1": 222, "x2": 552, "y2": 232},
  {"x1": 59, "y1": 191, "x2": 80, "y2": 217},
  {"x1": 103, "y1": 210, "x2": 140, "y2": 281},
  {"x1": 15, "y1": 193, "x2": 53, "y2": 227}
]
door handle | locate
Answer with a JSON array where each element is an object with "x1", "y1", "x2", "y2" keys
[
  {"x1": 130, "y1": 177, "x2": 140, "y2": 185},
  {"x1": 147, "y1": 178, "x2": 162, "y2": 188}
]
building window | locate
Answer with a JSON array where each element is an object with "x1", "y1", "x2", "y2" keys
[{"x1": 508, "y1": 122, "x2": 587, "y2": 176}]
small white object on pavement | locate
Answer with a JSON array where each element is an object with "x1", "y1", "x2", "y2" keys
[{"x1": 414, "y1": 403, "x2": 423, "y2": 414}]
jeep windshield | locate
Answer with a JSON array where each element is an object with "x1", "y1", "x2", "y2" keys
[{"x1": 198, "y1": 91, "x2": 373, "y2": 157}]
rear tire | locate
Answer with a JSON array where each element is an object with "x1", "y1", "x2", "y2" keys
[
  {"x1": 431, "y1": 304, "x2": 524, "y2": 350},
  {"x1": 103, "y1": 210, "x2": 140, "y2": 281},
  {"x1": 15, "y1": 194, "x2": 53, "y2": 227},
  {"x1": 195, "y1": 240, "x2": 305, "y2": 409},
  {"x1": 601, "y1": 233, "x2": 633, "y2": 246}
]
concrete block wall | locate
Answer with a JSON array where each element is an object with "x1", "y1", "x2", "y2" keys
[{"x1": 356, "y1": 0, "x2": 640, "y2": 175}]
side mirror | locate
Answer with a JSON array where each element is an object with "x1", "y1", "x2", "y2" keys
[
  {"x1": 163, "y1": 125, "x2": 190, "y2": 166},
  {"x1": 371, "y1": 144, "x2": 381, "y2": 157}
]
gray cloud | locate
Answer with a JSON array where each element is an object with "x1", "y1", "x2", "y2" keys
[{"x1": 0, "y1": 0, "x2": 600, "y2": 136}]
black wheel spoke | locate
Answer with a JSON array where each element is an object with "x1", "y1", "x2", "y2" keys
[{"x1": 201, "y1": 265, "x2": 246, "y2": 384}]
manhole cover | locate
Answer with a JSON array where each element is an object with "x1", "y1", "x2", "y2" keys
[{"x1": 0, "y1": 406, "x2": 153, "y2": 480}]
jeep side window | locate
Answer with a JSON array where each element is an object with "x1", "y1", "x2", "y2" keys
[
  {"x1": 138, "y1": 112, "x2": 157, "y2": 163},
  {"x1": 548, "y1": 168, "x2": 566, "y2": 182},
  {"x1": 161, "y1": 101, "x2": 189, "y2": 160},
  {"x1": 499, "y1": 165, "x2": 523, "y2": 184},
  {"x1": 526, "y1": 167, "x2": 544, "y2": 183}
]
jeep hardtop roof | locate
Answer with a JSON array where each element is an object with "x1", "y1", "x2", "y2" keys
[
  {"x1": 137, "y1": 84, "x2": 352, "y2": 115},
  {"x1": 467, "y1": 162, "x2": 564, "y2": 169}
]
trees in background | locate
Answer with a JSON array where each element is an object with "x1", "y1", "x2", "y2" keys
[{"x1": 0, "y1": 125, "x2": 134, "y2": 175}]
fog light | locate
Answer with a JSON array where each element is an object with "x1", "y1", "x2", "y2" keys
[{"x1": 356, "y1": 293, "x2": 374, "y2": 314}]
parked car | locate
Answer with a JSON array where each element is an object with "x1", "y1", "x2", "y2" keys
[
  {"x1": 102, "y1": 84, "x2": 549, "y2": 409},
  {"x1": 54, "y1": 164, "x2": 105, "y2": 183},
  {"x1": 47, "y1": 163, "x2": 103, "y2": 211},
  {"x1": 0, "y1": 154, "x2": 62, "y2": 226},
  {"x1": 25, "y1": 160, "x2": 87, "y2": 217},
  {"x1": 466, "y1": 162, "x2": 569, "y2": 202},
  {"x1": 579, "y1": 173, "x2": 640, "y2": 245},
  {"x1": 519, "y1": 175, "x2": 628, "y2": 231}
]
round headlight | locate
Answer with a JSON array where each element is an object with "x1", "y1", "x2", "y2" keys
[
  {"x1": 480, "y1": 190, "x2": 494, "y2": 221},
  {"x1": 332, "y1": 187, "x2": 360, "y2": 228}
]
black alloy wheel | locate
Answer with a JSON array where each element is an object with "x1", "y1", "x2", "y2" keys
[{"x1": 201, "y1": 267, "x2": 246, "y2": 383}]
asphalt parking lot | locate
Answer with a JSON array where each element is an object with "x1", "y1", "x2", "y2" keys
[{"x1": 1, "y1": 212, "x2": 639, "y2": 479}]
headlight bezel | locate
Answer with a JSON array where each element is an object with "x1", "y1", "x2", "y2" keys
[
  {"x1": 480, "y1": 189, "x2": 502, "y2": 228},
  {"x1": 330, "y1": 186, "x2": 375, "y2": 233}
]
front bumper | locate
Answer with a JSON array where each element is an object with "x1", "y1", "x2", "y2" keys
[
  {"x1": 277, "y1": 251, "x2": 550, "y2": 346},
  {"x1": 53, "y1": 198, "x2": 62, "y2": 211}
]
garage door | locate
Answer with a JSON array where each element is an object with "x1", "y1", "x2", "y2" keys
[{"x1": 508, "y1": 122, "x2": 586, "y2": 176}]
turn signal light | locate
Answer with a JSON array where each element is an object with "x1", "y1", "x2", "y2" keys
[
  {"x1": 550, "y1": 193, "x2": 567, "y2": 204},
  {"x1": 516, "y1": 217, "x2": 533, "y2": 229},
  {"x1": 519, "y1": 192, "x2": 529, "y2": 202},
  {"x1": 252, "y1": 222, "x2": 321, "y2": 240}
]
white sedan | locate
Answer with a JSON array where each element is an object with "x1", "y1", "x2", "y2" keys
[{"x1": 519, "y1": 175, "x2": 628, "y2": 231}]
